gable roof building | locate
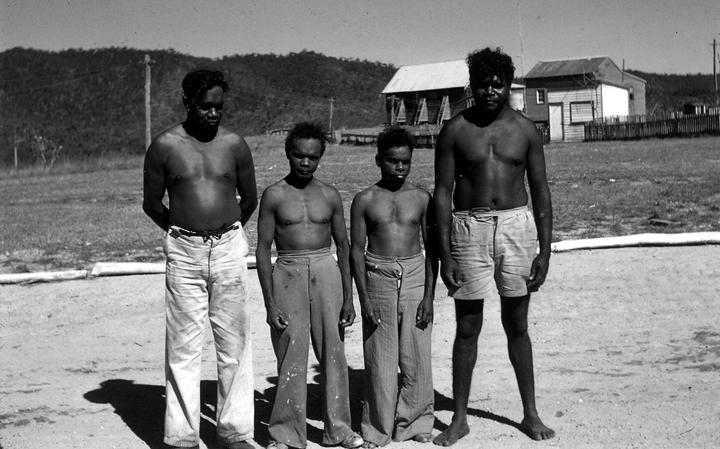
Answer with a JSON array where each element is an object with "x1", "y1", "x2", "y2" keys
[
  {"x1": 524, "y1": 56, "x2": 646, "y2": 141},
  {"x1": 382, "y1": 60, "x2": 524, "y2": 125}
]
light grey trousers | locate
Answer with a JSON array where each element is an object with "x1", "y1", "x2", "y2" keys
[
  {"x1": 269, "y1": 248, "x2": 355, "y2": 448},
  {"x1": 361, "y1": 252, "x2": 434, "y2": 446}
]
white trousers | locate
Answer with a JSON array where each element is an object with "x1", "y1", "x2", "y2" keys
[{"x1": 163, "y1": 223, "x2": 254, "y2": 447}]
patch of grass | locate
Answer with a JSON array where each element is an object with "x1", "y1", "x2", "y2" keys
[{"x1": 1, "y1": 136, "x2": 719, "y2": 273}]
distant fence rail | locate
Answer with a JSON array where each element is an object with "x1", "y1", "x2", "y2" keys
[
  {"x1": 340, "y1": 124, "x2": 442, "y2": 148},
  {"x1": 585, "y1": 109, "x2": 720, "y2": 141}
]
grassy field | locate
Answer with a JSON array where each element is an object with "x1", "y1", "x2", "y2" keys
[{"x1": 1, "y1": 135, "x2": 719, "y2": 274}]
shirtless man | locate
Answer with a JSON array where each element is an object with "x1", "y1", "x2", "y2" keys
[
  {"x1": 350, "y1": 126, "x2": 437, "y2": 448},
  {"x1": 256, "y1": 122, "x2": 364, "y2": 449},
  {"x1": 143, "y1": 70, "x2": 258, "y2": 449},
  {"x1": 432, "y1": 48, "x2": 555, "y2": 446}
]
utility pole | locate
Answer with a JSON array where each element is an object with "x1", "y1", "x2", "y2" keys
[
  {"x1": 328, "y1": 97, "x2": 334, "y2": 135},
  {"x1": 714, "y1": 39, "x2": 718, "y2": 104},
  {"x1": 145, "y1": 54, "x2": 152, "y2": 151}
]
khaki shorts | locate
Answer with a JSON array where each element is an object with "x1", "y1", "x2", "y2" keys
[{"x1": 449, "y1": 206, "x2": 537, "y2": 299}]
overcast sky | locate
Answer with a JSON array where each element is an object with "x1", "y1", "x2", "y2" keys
[{"x1": 1, "y1": 0, "x2": 718, "y2": 75}]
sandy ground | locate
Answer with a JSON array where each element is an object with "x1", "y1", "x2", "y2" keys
[{"x1": 1, "y1": 246, "x2": 719, "y2": 449}]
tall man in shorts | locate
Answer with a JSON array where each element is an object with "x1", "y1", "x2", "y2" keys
[
  {"x1": 432, "y1": 48, "x2": 555, "y2": 446},
  {"x1": 143, "y1": 70, "x2": 258, "y2": 449},
  {"x1": 256, "y1": 122, "x2": 364, "y2": 449},
  {"x1": 350, "y1": 127, "x2": 438, "y2": 448}
]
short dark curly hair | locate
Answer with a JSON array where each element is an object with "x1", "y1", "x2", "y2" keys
[
  {"x1": 466, "y1": 47, "x2": 515, "y2": 87},
  {"x1": 377, "y1": 126, "x2": 415, "y2": 156},
  {"x1": 182, "y1": 70, "x2": 229, "y2": 105},
  {"x1": 285, "y1": 122, "x2": 328, "y2": 154}
]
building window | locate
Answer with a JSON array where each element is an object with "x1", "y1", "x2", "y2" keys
[
  {"x1": 536, "y1": 89, "x2": 546, "y2": 104},
  {"x1": 628, "y1": 86, "x2": 634, "y2": 101},
  {"x1": 570, "y1": 101, "x2": 594, "y2": 123}
]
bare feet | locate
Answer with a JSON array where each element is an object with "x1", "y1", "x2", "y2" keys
[
  {"x1": 361, "y1": 442, "x2": 378, "y2": 449},
  {"x1": 411, "y1": 433, "x2": 434, "y2": 443},
  {"x1": 520, "y1": 416, "x2": 555, "y2": 440},
  {"x1": 433, "y1": 419, "x2": 469, "y2": 446}
]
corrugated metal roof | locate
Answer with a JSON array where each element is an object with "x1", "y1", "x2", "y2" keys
[
  {"x1": 382, "y1": 60, "x2": 524, "y2": 94},
  {"x1": 525, "y1": 56, "x2": 611, "y2": 79},
  {"x1": 382, "y1": 60, "x2": 469, "y2": 94}
]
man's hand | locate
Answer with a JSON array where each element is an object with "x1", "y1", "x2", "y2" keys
[
  {"x1": 440, "y1": 257, "x2": 463, "y2": 289},
  {"x1": 415, "y1": 297, "x2": 434, "y2": 330},
  {"x1": 360, "y1": 301, "x2": 381, "y2": 327},
  {"x1": 527, "y1": 253, "x2": 550, "y2": 293},
  {"x1": 266, "y1": 307, "x2": 289, "y2": 331},
  {"x1": 339, "y1": 301, "x2": 356, "y2": 327}
]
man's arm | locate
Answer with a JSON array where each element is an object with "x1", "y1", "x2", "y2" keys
[
  {"x1": 434, "y1": 123, "x2": 462, "y2": 289},
  {"x1": 350, "y1": 192, "x2": 380, "y2": 326},
  {"x1": 255, "y1": 188, "x2": 287, "y2": 330},
  {"x1": 142, "y1": 138, "x2": 169, "y2": 231},
  {"x1": 416, "y1": 192, "x2": 438, "y2": 329},
  {"x1": 525, "y1": 123, "x2": 553, "y2": 292},
  {"x1": 233, "y1": 136, "x2": 258, "y2": 226},
  {"x1": 330, "y1": 188, "x2": 356, "y2": 327}
]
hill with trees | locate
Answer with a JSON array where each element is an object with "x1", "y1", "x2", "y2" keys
[
  {"x1": 627, "y1": 70, "x2": 718, "y2": 115},
  {"x1": 0, "y1": 47, "x2": 395, "y2": 167},
  {"x1": 0, "y1": 47, "x2": 717, "y2": 168}
]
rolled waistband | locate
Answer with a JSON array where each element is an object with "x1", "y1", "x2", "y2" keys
[
  {"x1": 169, "y1": 221, "x2": 240, "y2": 241},
  {"x1": 453, "y1": 205, "x2": 528, "y2": 218},
  {"x1": 277, "y1": 247, "x2": 332, "y2": 259},
  {"x1": 365, "y1": 251, "x2": 423, "y2": 263}
]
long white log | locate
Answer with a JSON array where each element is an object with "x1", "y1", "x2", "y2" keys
[
  {"x1": 3, "y1": 234, "x2": 718, "y2": 284},
  {"x1": 89, "y1": 256, "x2": 272, "y2": 277},
  {"x1": 551, "y1": 232, "x2": 720, "y2": 253},
  {"x1": 0, "y1": 270, "x2": 88, "y2": 285}
]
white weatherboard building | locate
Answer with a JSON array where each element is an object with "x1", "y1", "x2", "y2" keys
[{"x1": 523, "y1": 56, "x2": 646, "y2": 142}]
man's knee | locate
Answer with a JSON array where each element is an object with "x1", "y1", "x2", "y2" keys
[{"x1": 500, "y1": 295, "x2": 530, "y2": 337}]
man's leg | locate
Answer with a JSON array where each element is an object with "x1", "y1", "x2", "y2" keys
[
  {"x1": 268, "y1": 257, "x2": 312, "y2": 449},
  {"x1": 361, "y1": 260, "x2": 400, "y2": 447},
  {"x1": 500, "y1": 295, "x2": 555, "y2": 441},
  {"x1": 433, "y1": 299, "x2": 484, "y2": 447},
  {"x1": 164, "y1": 234, "x2": 208, "y2": 448},
  {"x1": 208, "y1": 229, "x2": 254, "y2": 447},
  {"x1": 309, "y1": 254, "x2": 355, "y2": 446},
  {"x1": 394, "y1": 257, "x2": 434, "y2": 443}
]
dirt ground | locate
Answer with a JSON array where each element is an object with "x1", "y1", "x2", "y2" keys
[{"x1": 1, "y1": 246, "x2": 719, "y2": 449}]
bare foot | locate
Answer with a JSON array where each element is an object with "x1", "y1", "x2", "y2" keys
[
  {"x1": 433, "y1": 419, "x2": 469, "y2": 446},
  {"x1": 520, "y1": 416, "x2": 555, "y2": 440},
  {"x1": 411, "y1": 433, "x2": 434, "y2": 443},
  {"x1": 361, "y1": 442, "x2": 378, "y2": 449}
]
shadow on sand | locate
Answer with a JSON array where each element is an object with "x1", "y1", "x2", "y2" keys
[{"x1": 84, "y1": 369, "x2": 520, "y2": 448}]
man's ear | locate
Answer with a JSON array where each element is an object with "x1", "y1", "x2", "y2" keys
[
  {"x1": 182, "y1": 96, "x2": 190, "y2": 111},
  {"x1": 375, "y1": 154, "x2": 381, "y2": 167}
]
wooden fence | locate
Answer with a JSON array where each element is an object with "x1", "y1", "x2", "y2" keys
[
  {"x1": 585, "y1": 110, "x2": 720, "y2": 141},
  {"x1": 340, "y1": 124, "x2": 442, "y2": 148}
]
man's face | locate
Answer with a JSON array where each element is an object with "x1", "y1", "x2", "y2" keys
[
  {"x1": 287, "y1": 138, "x2": 323, "y2": 180},
  {"x1": 376, "y1": 145, "x2": 412, "y2": 182},
  {"x1": 471, "y1": 75, "x2": 510, "y2": 113},
  {"x1": 186, "y1": 85, "x2": 224, "y2": 131}
]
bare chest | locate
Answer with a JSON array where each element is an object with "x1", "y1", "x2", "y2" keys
[
  {"x1": 366, "y1": 192, "x2": 422, "y2": 227},
  {"x1": 165, "y1": 145, "x2": 237, "y2": 186},
  {"x1": 276, "y1": 191, "x2": 333, "y2": 227},
  {"x1": 456, "y1": 128, "x2": 527, "y2": 168}
]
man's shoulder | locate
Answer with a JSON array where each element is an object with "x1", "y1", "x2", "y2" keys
[
  {"x1": 406, "y1": 182, "x2": 432, "y2": 198},
  {"x1": 153, "y1": 124, "x2": 185, "y2": 145}
]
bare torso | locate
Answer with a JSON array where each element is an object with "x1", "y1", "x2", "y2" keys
[
  {"x1": 267, "y1": 177, "x2": 338, "y2": 251},
  {"x1": 450, "y1": 107, "x2": 533, "y2": 210},
  {"x1": 160, "y1": 125, "x2": 244, "y2": 230},
  {"x1": 358, "y1": 183, "x2": 428, "y2": 257}
]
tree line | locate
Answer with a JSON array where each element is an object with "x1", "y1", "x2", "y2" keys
[{"x1": 0, "y1": 47, "x2": 716, "y2": 168}]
